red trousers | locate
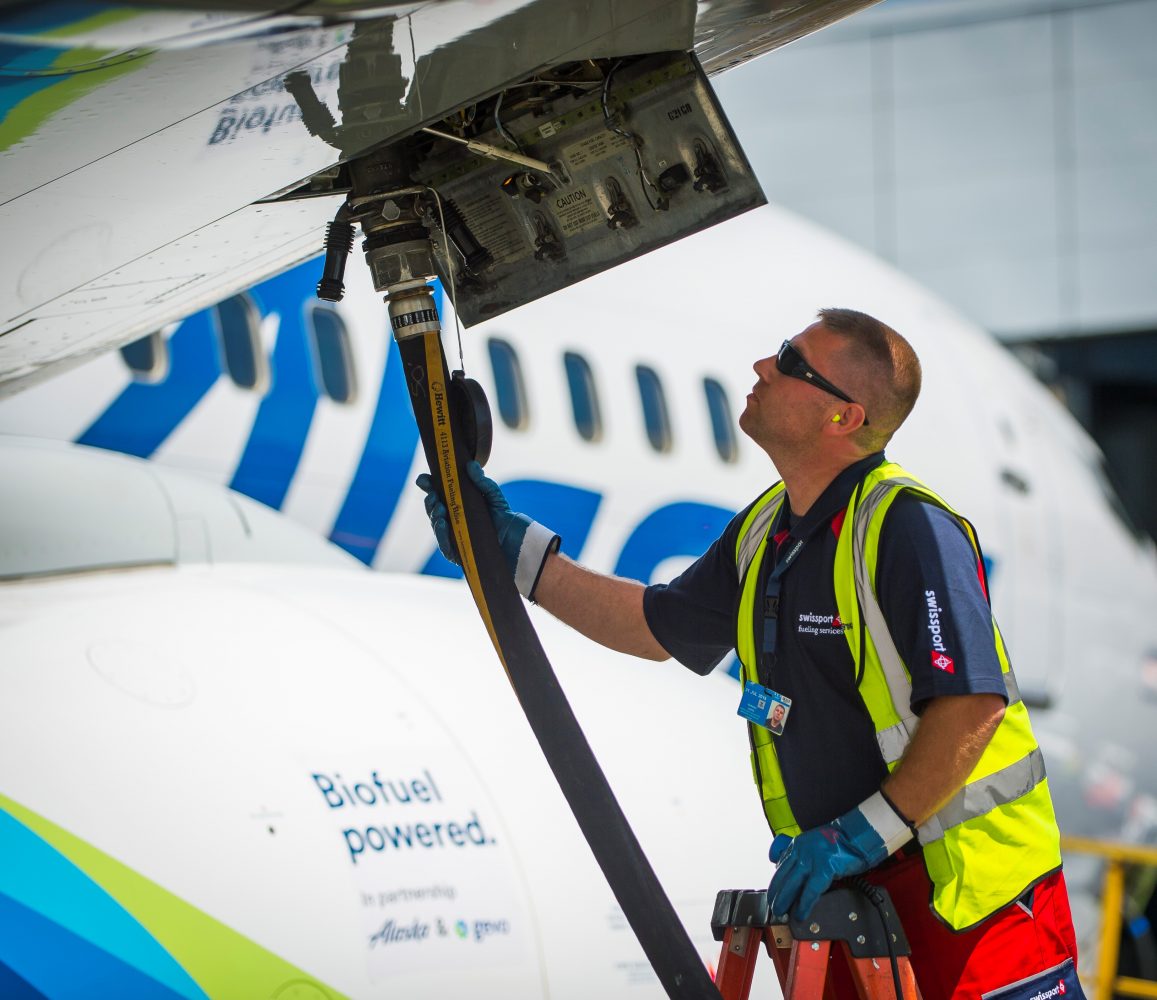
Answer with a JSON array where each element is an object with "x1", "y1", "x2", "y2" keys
[{"x1": 822, "y1": 855, "x2": 1081, "y2": 1000}]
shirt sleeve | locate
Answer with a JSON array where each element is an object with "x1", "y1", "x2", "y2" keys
[
  {"x1": 875, "y1": 494, "x2": 1009, "y2": 714},
  {"x1": 642, "y1": 503, "x2": 752, "y2": 676}
]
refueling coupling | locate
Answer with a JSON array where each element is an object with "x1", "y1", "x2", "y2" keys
[
  {"x1": 315, "y1": 144, "x2": 440, "y2": 315},
  {"x1": 322, "y1": 144, "x2": 492, "y2": 464},
  {"x1": 349, "y1": 147, "x2": 439, "y2": 315}
]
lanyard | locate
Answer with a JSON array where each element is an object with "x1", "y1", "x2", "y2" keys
[
  {"x1": 760, "y1": 535, "x2": 803, "y2": 663},
  {"x1": 760, "y1": 502, "x2": 834, "y2": 671}
]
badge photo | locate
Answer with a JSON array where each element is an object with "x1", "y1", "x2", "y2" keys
[
  {"x1": 737, "y1": 681, "x2": 793, "y2": 736},
  {"x1": 764, "y1": 692, "x2": 791, "y2": 735}
]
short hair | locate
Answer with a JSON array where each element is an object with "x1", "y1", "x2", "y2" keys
[{"x1": 817, "y1": 308, "x2": 921, "y2": 451}]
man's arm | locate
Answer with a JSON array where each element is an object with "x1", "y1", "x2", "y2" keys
[
  {"x1": 882, "y1": 692, "x2": 1006, "y2": 825},
  {"x1": 768, "y1": 692, "x2": 1006, "y2": 921},
  {"x1": 873, "y1": 497, "x2": 1012, "y2": 824},
  {"x1": 532, "y1": 552, "x2": 670, "y2": 661},
  {"x1": 417, "y1": 463, "x2": 673, "y2": 661},
  {"x1": 768, "y1": 499, "x2": 1012, "y2": 921}
]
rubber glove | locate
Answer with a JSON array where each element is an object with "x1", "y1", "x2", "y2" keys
[
  {"x1": 767, "y1": 790, "x2": 915, "y2": 922},
  {"x1": 416, "y1": 461, "x2": 560, "y2": 600}
]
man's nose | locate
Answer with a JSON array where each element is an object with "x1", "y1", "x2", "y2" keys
[{"x1": 753, "y1": 356, "x2": 775, "y2": 380}]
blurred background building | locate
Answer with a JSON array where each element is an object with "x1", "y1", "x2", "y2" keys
[{"x1": 714, "y1": 0, "x2": 1157, "y2": 539}]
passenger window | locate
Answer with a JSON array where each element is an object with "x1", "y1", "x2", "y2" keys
[
  {"x1": 119, "y1": 330, "x2": 167, "y2": 382},
  {"x1": 636, "y1": 364, "x2": 672, "y2": 453},
  {"x1": 563, "y1": 351, "x2": 602, "y2": 442},
  {"x1": 212, "y1": 294, "x2": 267, "y2": 391},
  {"x1": 487, "y1": 337, "x2": 529, "y2": 430},
  {"x1": 308, "y1": 306, "x2": 357, "y2": 404},
  {"x1": 704, "y1": 377, "x2": 738, "y2": 463}
]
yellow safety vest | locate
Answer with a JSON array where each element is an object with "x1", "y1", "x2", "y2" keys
[{"x1": 734, "y1": 460, "x2": 1062, "y2": 931}]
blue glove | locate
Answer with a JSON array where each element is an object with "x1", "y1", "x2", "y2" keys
[
  {"x1": 415, "y1": 461, "x2": 560, "y2": 600},
  {"x1": 767, "y1": 791, "x2": 915, "y2": 922}
]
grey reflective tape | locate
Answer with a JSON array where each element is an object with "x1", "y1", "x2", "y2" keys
[
  {"x1": 736, "y1": 498, "x2": 782, "y2": 582},
  {"x1": 860, "y1": 790, "x2": 914, "y2": 856},
  {"x1": 852, "y1": 480, "x2": 924, "y2": 747},
  {"x1": 917, "y1": 813, "x2": 944, "y2": 844},
  {"x1": 876, "y1": 721, "x2": 914, "y2": 766},
  {"x1": 919, "y1": 747, "x2": 1048, "y2": 844},
  {"x1": 1004, "y1": 669, "x2": 1021, "y2": 706}
]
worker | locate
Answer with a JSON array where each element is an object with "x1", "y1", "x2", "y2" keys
[{"x1": 417, "y1": 308, "x2": 1083, "y2": 999}]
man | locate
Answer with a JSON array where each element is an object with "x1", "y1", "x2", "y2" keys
[
  {"x1": 767, "y1": 701, "x2": 786, "y2": 736},
  {"x1": 418, "y1": 309, "x2": 1082, "y2": 999}
]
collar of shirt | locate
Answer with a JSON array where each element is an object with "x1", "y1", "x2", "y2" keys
[{"x1": 775, "y1": 451, "x2": 887, "y2": 544}]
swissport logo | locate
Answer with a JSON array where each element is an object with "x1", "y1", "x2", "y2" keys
[
  {"x1": 924, "y1": 590, "x2": 947, "y2": 651},
  {"x1": 1028, "y1": 980, "x2": 1065, "y2": 1000},
  {"x1": 797, "y1": 611, "x2": 850, "y2": 638},
  {"x1": 931, "y1": 651, "x2": 955, "y2": 674}
]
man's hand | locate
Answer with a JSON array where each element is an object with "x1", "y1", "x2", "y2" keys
[
  {"x1": 415, "y1": 461, "x2": 559, "y2": 600},
  {"x1": 767, "y1": 791, "x2": 913, "y2": 921}
]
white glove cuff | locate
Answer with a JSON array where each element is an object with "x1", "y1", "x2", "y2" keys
[
  {"x1": 514, "y1": 521, "x2": 561, "y2": 600},
  {"x1": 861, "y1": 790, "x2": 915, "y2": 856}
]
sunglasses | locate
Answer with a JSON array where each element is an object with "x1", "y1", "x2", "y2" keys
[{"x1": 776, "y1": 340, "x2": 869, "y2": 425}]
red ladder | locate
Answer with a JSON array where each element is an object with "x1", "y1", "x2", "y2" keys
[{"x1": 711, "y1": 887, "x2": 922, "y2": 999}]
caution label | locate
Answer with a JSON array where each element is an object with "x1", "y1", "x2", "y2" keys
[
  {"x1": 562, "y1": 131, "x2": 633, "y2": 171},
  {"x1": 550, "y1": 186, "x2": 603, "y2": 236}
]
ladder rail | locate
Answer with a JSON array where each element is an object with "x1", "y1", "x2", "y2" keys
[{"x1": 712, "y1": 887, "x2": 922, "y2": 1000}]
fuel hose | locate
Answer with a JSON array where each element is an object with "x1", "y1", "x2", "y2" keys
[{"x1": 390, "y1": 292, "x2": 720, "y2": 1000}]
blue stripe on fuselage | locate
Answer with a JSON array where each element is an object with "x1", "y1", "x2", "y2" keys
[
  {"x1": 76, "y1": 312, "x2": 219, "y2": 457},
  {"x1": 228, "y1": 272, "x2": 319, "y2": 510},
  {"x1": 326, "y1": 286, "x2": 439, "y2": 565},
  {"x1": 613, "y1": 501, "x2": 734, "y2": 583}
]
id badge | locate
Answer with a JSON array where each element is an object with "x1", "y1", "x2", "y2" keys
[{"x1": 737, "y1": 681, "x2": 792, "y2": 735}]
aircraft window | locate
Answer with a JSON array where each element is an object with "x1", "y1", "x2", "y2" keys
[
  {"x1": 212, "y1": 294, "x2": 267, "y2": 391},
  {"x1": 636, "y1": 365, "x2": 672, "y2": 453},
  {"x1": 704, "y1": 377, "x2": 738, "y2": 463},
  {"x1": 487, "y1": 337, "x2": 528, "y2": 430},
  {"x1": 119, "y1": 331, "x2": 167, "y2": 383},
  {"x1": 563, "y1": 351, "x2": 602, "y2": 442},
  {"x1": 307, "y1": 305, "x2": 357, "y2": 404}
]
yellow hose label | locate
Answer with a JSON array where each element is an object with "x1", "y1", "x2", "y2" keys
[{"x1": 422, "y1": 334, "x2": 508, "y2": 676}]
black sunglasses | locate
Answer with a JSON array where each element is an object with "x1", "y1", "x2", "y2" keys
[{"x1": 776, "y1": 340, "x2": 869, "y2": 425}]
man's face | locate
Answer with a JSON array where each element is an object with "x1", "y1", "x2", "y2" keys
[
  {"x1": 739, "y1": 321, "x2": 849, "y2": 458},
  {"x1": 771, "y1": 705, "x2": 785, "y2": 724}
]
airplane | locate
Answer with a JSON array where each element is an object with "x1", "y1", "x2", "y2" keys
[
  {"x1": 3, "y1": 200, "x2": 1157, "y2": 997},
  {"x1": 3, "y1": 0, "x2": 1156, "y2": 994},
  {"x1": 0, "y1": 435, "x2": 779, "y2": 998},
  {"x1": 0, "y1": 0, "x2": 882, "y2": 396}
]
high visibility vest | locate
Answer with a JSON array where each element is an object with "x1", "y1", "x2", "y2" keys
[{"x1": 734, "y1": 460, "x2": 1062, "y2": 931}]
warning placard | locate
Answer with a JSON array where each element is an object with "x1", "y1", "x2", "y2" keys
[
  {"x1": 549, "y1": 186, "x2": 603, "y2": 236},
  {"x1": 562, "y1": 131, "x2": 634, "y2": 171}
]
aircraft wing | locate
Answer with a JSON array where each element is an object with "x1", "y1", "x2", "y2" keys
[{"x1": 0, "y1": 0, "x2": 878, "y2": 397}]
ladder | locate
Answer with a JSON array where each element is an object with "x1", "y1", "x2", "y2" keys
[{"x1": 711, "y1": 886, "x2": 922, "y2": 999}]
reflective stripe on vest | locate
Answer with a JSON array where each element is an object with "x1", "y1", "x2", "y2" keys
[{"x1": 734, "y1": 463, "x2": 1062, "y2": 930}]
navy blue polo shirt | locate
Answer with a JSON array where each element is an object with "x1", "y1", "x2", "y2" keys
[{"x1": 643, "y1": 453, "x2": 1009, "y2": 831}]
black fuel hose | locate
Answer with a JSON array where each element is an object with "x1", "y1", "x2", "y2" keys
[{"x1": 396, "y1": 326, "x2": 720, "y2": 1000}]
